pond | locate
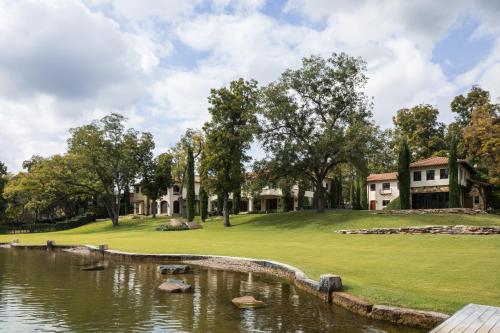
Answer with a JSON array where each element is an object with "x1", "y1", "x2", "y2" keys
[{"x1": 0, "y1": 248, "x2": 425, "y2": 332}]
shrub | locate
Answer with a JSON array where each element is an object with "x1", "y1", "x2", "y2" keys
[
  {"x1": 155, "y1": 223, "x2": 189, "y2": 232},
  {"x1": 384, "y1": 197, "x2": 401, "y2": 210}
]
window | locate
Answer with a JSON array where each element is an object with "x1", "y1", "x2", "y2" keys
[
  {"x1": 413, "y1": 171, "x2": 421, "y2": 181},
  {"x1": 382, "y1": 200, "x2": 390, "y2": 206},
  {"x1": 426, "y1": 170, "x2": 435, "y2": 180},
  {"x1": 440, "y1": 168, "x2": 448, "y2": 179},
  {"x1": 173, "y1": 185, "x2": 180, "y2": 194},
  {"x1": 370, "y1": 184, "x2": 376, "y2": 191},
  {"x1": 474, "y1": 196, "x2": 480, "y2": 204},
  {"x1": 382, "y1": 182, "x2": 390, "y2": 190},
  {"x1": 134, "y1": 186, "x2": 140, "y2": 193}
]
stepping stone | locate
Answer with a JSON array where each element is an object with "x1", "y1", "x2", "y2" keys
[
  {"x1": 232, "y1": 296, "x2": 266, "y2": 309},
  {"x1": 157, "y1": 264, "x2": 191, "y2": 274},
  {"x1": 80, "y1": 265, "x2": 104, "y2": 271},
  {"x1": 158, "y1": 279, "x2": 192, "y2": 293}
]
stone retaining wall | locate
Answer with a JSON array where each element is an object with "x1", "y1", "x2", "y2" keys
[
  {"x1": 337, "y1": 225, "x2": 500, "y2": 235},
  {"x1": 376, "y1": 208, "x2": 485, "y2": 215},
  {"x1": 3, "y1": 243, "x2": 449, "y2": 329}
]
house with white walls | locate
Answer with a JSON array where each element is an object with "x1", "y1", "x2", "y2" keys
[
  {"x1": 367, "y1": 157, "x2": 489, "y2": 210},
  {"x1": 131, "y1": 177, "x2": 315, "y2": 216}
]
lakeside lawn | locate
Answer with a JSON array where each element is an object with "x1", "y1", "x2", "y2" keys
[{"x1": 1, "y1": 210, "x2": 499, "y2": 314}]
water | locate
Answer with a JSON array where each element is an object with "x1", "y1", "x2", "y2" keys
[{"x1": 0, "y1": 249, "x2": 424, "y2": 332}]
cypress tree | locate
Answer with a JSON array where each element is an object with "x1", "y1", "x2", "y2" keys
[
  {"x1": 185, "y1": 147, "x2": 195, "y2": 221},
  {"x1": 216, "y1": 191, "x2": 224, "y2": 216},
  {"x1": 398, "y1": 140, "x2": 411, "y2": 209},
  {"x1": 336, "y1": 174, "x2": 343, "y2": 208},
  {"x1": 449, "y1": 138, "x2": 460, "y2": 208},
  {"x1": 282, "y1": 185, "x2": 293, "y2": 212},
  {"x1": 232, "y1": 189, "x2": 241, "y2": 215},
  {"x1": 200, "y1": 185, "x2": 208, "y2": 222},
  {"x1": 298, "y1": 185, "x2": 305, "y2": 210}
]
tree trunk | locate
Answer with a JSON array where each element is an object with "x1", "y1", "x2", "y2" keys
[
  {"x1": 316, "y1": 178, "x2": 325, "y2": 213},
  {"x1": 223, "y1": 192, "x2": 231, "y2": 227}
]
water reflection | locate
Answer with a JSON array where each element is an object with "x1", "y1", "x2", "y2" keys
[{"x1": 0, "y1": 249, "x2": 424, "y2": 332}]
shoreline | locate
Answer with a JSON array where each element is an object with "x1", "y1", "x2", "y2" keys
[{"x1": 2, "y1": 242, "x2": 449, "y2": 329}]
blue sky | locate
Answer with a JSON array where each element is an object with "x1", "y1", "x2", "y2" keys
[{"x1": 0, "y1": 0, "x2": 499, "y2": 172}]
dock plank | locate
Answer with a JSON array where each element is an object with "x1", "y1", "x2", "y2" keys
[{"x1": 430, "y1": 304, "x2": 500, "y2": 333}]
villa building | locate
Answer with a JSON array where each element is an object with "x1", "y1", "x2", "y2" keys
[
  {"x1": 367, "y1": 157, "x2": 488, "y2": 210},
  {"x1": 131, "y1": 178, "x2": 315, "y2": 217}
]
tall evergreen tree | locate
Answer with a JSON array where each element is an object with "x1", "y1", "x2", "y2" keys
[
  {"x1": 199, "y1": 184, "x2": 208, "y2": 222},
  {"x1": 329, "y1": 178, "x2": 337, "y2": 209},
  {"x1": 232, "y1": 189, "x2": 241, "y2": 215},
  {"x1": 398, "y1": 140, "x2": 411, "y2": 209},
  {"x1": 449, "y1": 138, "x2": 460, "y2": 208},
  {"x1": 185, "y1": 147, "x2": 195, "y2": 221}
]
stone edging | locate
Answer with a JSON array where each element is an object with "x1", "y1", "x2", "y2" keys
[
  {"x1": 4, "y1": 242, "x2": 449, "y2": 329},
  {"x1": 375, "y1": 208, "x2": 485, "y2": 215},
  {"x1": 336, "y1": 225, "x2": 500, "y2": 235}
]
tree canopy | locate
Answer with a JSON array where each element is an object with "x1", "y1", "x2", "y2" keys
[
  {"x1": 201, "y1": 78, "x2": 259, "y2": 226},
  {"x1": 258, "y1": 53, "x2": 372, "y2": 212}
]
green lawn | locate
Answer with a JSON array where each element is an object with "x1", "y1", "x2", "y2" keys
[{"x1": 1, "y1": 210, "x2": 500, "y2": 314}]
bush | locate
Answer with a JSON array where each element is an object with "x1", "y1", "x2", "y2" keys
[
  {"x1": 0, "y1": 214, "x2": 96, "y2": 234},
  {"x1": 155, "y1": 223, "x2": 189, "y2": 232},
  {"x1": 384, "y1": 197, "x2": 401, "y2": 210}
]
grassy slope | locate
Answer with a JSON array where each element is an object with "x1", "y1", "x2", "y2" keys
[{"x1": 1, "y1": 210, "x2": 499, "y2": 314}]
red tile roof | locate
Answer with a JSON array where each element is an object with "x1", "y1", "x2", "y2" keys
[
  {"x1": 367, "y1": 172, "x2": 398, "y2": 182},
  {"x1": 410, "y1": 156, "x2": 449, "y2": 168}
]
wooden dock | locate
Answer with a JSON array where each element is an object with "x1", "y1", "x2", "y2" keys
[{"x1": 430, "y1": 304, "x2": 500, "y2": 333}]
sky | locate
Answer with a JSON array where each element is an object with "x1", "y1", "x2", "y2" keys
[{"x1": 1, "y1": 0, "x2": 500, "y2": 172}]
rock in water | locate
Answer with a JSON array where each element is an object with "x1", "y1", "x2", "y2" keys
[
  {"x1": 81, "y1": 265, "x2": 105, "y2": 271},
  {"x1": 231, "y1": 296, "x2": 266, "y2": 309},
  {"x1": 157, "y1": 264, "x2": 191, "y2": 274},
  {"x1": 158, "y1": 279, "x2": 192, "y2": 293}
]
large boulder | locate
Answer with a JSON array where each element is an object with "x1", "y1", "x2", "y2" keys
[
  {"x1": 232, "y1": 296, "x2": 266, "y2": 309},
  {"x1": 157, "y1": 264, "x2": 191, "y2": 274},
  {"x1": 158, "y1": 279, "x2": 192, "y2": 293},
  {"x1": 168, "y1": 219, "x2": 186, "y2": 228},
  {"x1": 186, "y1": 221, "x2": 202, "y2": 230}
]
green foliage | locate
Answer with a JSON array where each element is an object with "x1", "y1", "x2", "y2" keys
[
  {"x1": 449, "y1": 139, "x2": 460, "y2": 208},
  {"x1": 398, "y1": 140, "x2": 411, "y2": 209},
  {"x1": 201, "y1": 78, "x2": 259, "y2": 227},
  {"x1": 451, "y1": 85, "x2": 494, "y2": 127},
  {"x1": 393, "y1": 104, "x2": 447, "y2": 160},
  {"x1": 0, "y1": 161, "x2": 7, "y2": 220},
  {"x1": 170, "y1": 129, "x2": 204, "y2": 218},
  {"x1": 384, "y1": 196, "x2": 401, "y2": 210},
  {"x1": 68, "y1": 113, "x2": 153, "y2": 226},
  {"x1": 232, "y1": 189, "x2": 241, "y2": 215},
  {"x1": 199, "y1": 185, "x2": 208, "y2": 222},
  {"x1": 185, "y1": 147, "x2": 195, "y2": 222},
  {"x1": 259, "y1": 53, "x2": 372, "y2": 212},
  {"x1": 155, "y1": 223, "x2": 189, "y2": 232},
  {"x1": 140, "y1": 153, "x2": 173, "y2": 218}
]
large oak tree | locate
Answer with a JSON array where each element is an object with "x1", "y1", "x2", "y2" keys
[{"x1": 258, "y1": 53, "x2": 372, "y2": 212}]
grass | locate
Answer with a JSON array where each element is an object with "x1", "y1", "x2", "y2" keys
[{"x1": 1, "y1": 210, "x2": 499, "y2": 314}]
